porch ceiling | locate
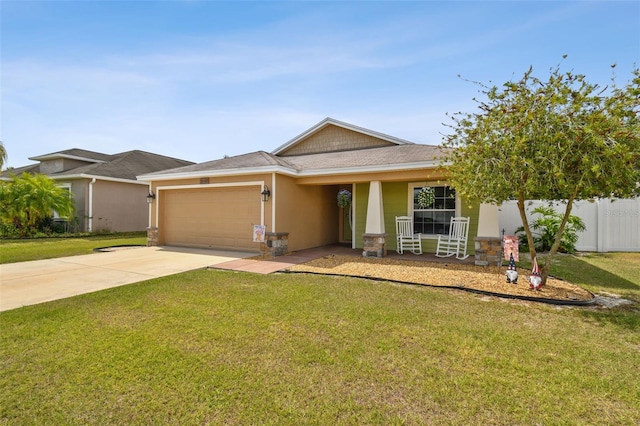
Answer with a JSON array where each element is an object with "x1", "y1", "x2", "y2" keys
[{"x1": 295, "y1": 167, "x2": 449, "y2": 185}]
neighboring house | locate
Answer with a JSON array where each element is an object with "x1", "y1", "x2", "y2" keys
[
  {"x1": 1, "y1": 149, "x2": 194, "y2": 232},
  {"x1": 139, "y1": 118, "x2": 495, "y2": 257}
]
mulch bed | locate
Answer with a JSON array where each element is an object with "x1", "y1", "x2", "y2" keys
[{"x1": 288, "y1": 255, "x2": 595, "y2": 304}]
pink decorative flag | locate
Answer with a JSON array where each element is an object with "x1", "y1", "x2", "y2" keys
[{"x1": 503, "y1": 235, "x2": 519, "y2": 262}]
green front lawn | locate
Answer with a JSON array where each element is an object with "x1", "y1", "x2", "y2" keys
[
  {"x1": 0, "y1": 232, "x2": 147, "y2": 264},
  {"x1": 1, "y1": 258, "x2": 639, "y2": 424}
]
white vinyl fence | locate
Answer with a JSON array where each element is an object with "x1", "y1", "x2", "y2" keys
[{"x1": 498, "y1": 198, "x2": 640, "y2": 252}]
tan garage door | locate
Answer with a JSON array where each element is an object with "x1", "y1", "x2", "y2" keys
[{"x1": 160, "y1": 186, "x2": 261, "y2": 251}]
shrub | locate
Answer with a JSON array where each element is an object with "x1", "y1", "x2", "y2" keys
[
  {"x1": 0, "y1": 173, "x2": 75, "y2": 237},
  {"x1": 516, "y1": 206, "x2": 586, "y2": 253}
]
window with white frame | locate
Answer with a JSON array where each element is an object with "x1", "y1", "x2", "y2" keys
[
  {"x1": 410, "y1": 184, "x2": 457, "y2": 236},
  {"x1": 53, "y1": 184, "x2": 72, "y2": 220}
]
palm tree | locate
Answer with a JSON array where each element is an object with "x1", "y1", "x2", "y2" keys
[
  {"x1": 0, "y1": 141, "x2": 6, "y2": 170},
  {"x1": 0, "y1": 173, "x2": 74, "y2": 235}
]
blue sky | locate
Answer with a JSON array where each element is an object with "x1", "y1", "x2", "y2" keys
[{"x1": 1, "y1": 1, "x2": 639, "y2": 169}]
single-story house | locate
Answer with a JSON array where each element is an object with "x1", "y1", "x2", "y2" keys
[
  {"x1": 138, "y1": 118, "x2": 501, "y2": 259},
  {"x1": 2, "y1": 149, "x2": 194, "y2": 232}
]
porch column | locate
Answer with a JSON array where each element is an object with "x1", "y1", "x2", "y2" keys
[
  {"x1": 363, "y1": 180, "x2": 387, "y2": 257},
  {"x1": 474, "y1": 203, "x2": 501, "y2": 266}
]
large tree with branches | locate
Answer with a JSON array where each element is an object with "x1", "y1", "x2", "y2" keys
[{"x1": 442, "y1": 61, "x2": 640, "y2": 286}]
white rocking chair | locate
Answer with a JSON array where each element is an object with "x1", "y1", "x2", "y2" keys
[
  {"x1": 435, "y1": 216, "x2": 470, "y2": 260},
  {"x1": 395, "y1": 216, "x2": 422, "y2": 255}
]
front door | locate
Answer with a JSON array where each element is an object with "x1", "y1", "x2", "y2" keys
[{"x1": 339, "y1": 205, "x2": 353, "y2": 244}]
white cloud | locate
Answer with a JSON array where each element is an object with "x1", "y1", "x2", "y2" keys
[{"x1": 2, "y1": 0, "x2": 636, "y2": 171}]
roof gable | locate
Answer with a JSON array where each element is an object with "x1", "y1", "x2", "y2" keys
[{"x1": 272, "y1": 117, "x2": 413, "y2": 156}]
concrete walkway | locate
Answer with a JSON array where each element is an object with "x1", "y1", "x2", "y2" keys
[
  {"x1": 210, "y1": 244, "x2": 475, "y2": 274},
  {"x1": 0, "y1": 246, "x2": 255, "y2": 312},
  {"x1": 1, "y1": 244, "x2": 475, "y2": 312},
  {"x1": 210, "y1": 245, "x2": 356, "y2": 274}
]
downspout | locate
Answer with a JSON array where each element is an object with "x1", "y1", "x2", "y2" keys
[
  {"x1": 148, "y1": 183, "x2": 153, "y2": 231},
  {"x1": 351, "y1": 183, "x2": 356, "y2": 249},
  {"x1": 271, "y1": 172, "x2": 276, "y2": 232},
  {"x1": 88, "y1": 178, "x2": 96, "y2": 232}
]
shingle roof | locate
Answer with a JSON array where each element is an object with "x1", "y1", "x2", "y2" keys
[
  {"x1": 149, "y1": 151, "x2": 294, "y2": 176},
  {"x1": 136, "y1": 119, "x2": 451, "y2": 180},
  {"x1": 2, "y1": 150, "x2": 194, "y2": 181},
  {"x1": 0, "y1": 163, "x2": 40, "y2": 178},
  {"x1": 284, "y1": 144, "x2": 448, "y2": 172},
  {"x1": 139, "y1": 144, "x2": 450, "y2": 179},
  {"x1": 29, "y1": 148, "x2": 114, "y2": 162}
]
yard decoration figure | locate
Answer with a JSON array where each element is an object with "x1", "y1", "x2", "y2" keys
[
  {"x1": 505, "y1": 253, "x2": 518, "y2": 284},
  {"x1": 529, "y1": 257, "x2": 543, "y2": 290}
]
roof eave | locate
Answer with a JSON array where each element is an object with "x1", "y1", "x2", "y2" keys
[
  {"x1": 28, "y1": 153, "x2": 108, "y2": 163},
  {"x1": 137, "y1": 160, "x2": 449, "y2": 181},
  {"x1": 137, "y1": 165, "x2": 299, "y2": 182},
  {"x1": 296, "y1": 160, "x2": 448, "y2": 177},
  {"x1": 48, "y1": 174, "x2": 149, "y2": 185}
]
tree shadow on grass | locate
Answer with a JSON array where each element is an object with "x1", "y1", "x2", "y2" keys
[
  {"x1": 547, "y1": 255, "x2": 640, "y2": 332},
  {"x1": 578, "y1": 303, "x2": 640, "y2": 332},
  {"x1": 518, "y1": 254, "x2": 639, "y2": 294},
  {"x1": 567, "y1": 260, "x2": 638, "y2": 292}
]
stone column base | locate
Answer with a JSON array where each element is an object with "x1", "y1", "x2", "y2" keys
[
  {"x1": 260, "y1": 232, "x2": 289, "y2": 257},
  {"x1": 474, "y1": 236, "x2": 502, "y2": 266},
  {"x1": 362, "y1": 233, "x2": 387, "y2": 258},
  {"x1": 147, "y1": 227, "x2": 158, "y2": 247}
]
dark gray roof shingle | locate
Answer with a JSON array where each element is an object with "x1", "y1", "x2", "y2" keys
[
  {"x1": 146, "y1": 151, "x2": 296, "y2": 175},
  {"x1": 284, "y1": 144, "x2": 449, "y2": 171},
  {"x1": 29, "y1": 148, "x2": 114, "y2": 162},
  {"x1": 141, "y1": 144, "x2": 450, "y2": 178},
  {"x1": 2, "y1": 149, "x2": 194, "y2": 181}
]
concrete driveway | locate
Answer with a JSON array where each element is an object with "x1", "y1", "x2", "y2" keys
[{"x1": 0, "y1": 246, "x2": 255, "y2": 312}]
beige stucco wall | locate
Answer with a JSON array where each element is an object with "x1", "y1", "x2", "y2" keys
[
  {"x1": 151, "y1": 173, "x2": 274, "y2": 244},
  {"x1": 275, "y1": 174, "x2": 339, "y2": 251},
  {"x1": 48, "y1": 177, "x2": 146, "y2": 232},
  {"x1": 150, "y1": 173, "x2": 339, "y2": 251},
  {"x1": 92, "y1": 180, "x2": 149, "y2": 232},
  {"x1": 146, "y1": 167, "x2": 460, "y2": 253}
]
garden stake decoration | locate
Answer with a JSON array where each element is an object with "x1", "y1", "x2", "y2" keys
[
  {"x1": 505, "y1": 253, "x2": 518, "y2": 284},
  {"x1": 529, "y1": 257, "x2": 543, "y2": 290}
]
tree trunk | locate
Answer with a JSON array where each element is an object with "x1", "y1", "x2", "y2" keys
[
  {"x1": 516, "y1": 193, "x2": 537, "y2": 264},
  {"x1": 541, "y1": 195, "x2": 577, "y2": 285}
]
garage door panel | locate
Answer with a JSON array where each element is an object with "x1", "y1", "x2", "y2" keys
[{"x1": 160, "y1": 187, "x2": 261, "y2": 250}]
